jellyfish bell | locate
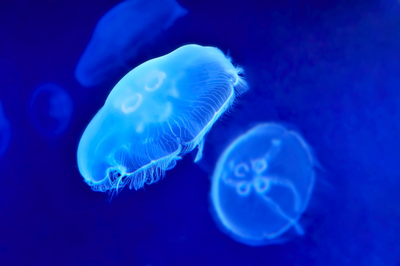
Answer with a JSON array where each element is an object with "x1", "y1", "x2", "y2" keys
[
  {"x1": 210, "y1": 123, "x2": 316, "y2": 246},
  {"x1": 30, "y1": 83, "x2": 73, "y2": 137},
  {"x1": 75, "y1": 0, "x2": 188, "y2": 87},
  {"x1": 77, "y1": 44, "x2": 248, "y2": 193}
]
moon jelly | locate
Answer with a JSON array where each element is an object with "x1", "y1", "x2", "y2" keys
[
  {"x1": 75, "y1": 0, "x2": 187, "y2": 87},
  {"x1": 0, "y1": 101, "x2": 11, "y2": 157},
  {"x1": 30, "y1": 83, "x2": 73, "y2": 136},
  {"x1": 77, "y1": 44, "x2": 248, "y2": 193},
  {"x1": 210, "y1": 123, "x2": 316, "y2": 246}
]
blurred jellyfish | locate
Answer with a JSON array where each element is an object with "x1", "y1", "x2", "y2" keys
[
  {"x1": 210, "y1": 123, "x2": 316, "y2": 246},
  {"x1": 0, "y1": 101, "x2": 11, "y2": 157},
  {"x1": 77, "y1": 44, "x2": 248, "y2": 193},
  {"x1": 75, "y1": 0, "x2": 188, "y2": 87},
  {"x1": 30, "y1": 83, "x2": 73, "y2": 136}
]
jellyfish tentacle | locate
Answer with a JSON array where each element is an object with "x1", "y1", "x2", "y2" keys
[
  {"x1": 261, "y1": 195, "x2": 298, "y2": 228},
  {"x1": 262, "y1": 175, "x2": 302, "y2": 212},
  {"x1": 194, "y1": 137, "x2": 205, "y2": 162}
]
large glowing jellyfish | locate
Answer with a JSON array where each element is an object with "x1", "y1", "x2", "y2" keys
[
  {"x1": 30, "y1": 83, "x2": 73, "y2": 136},
  {"x1": 75, "y1": 0, "x2": 187, "y2": 87},
  {"x1": 77, "y1": 44, "x2": 248, "y2": 193},
  {"x1": 210, "y1": 123, "x2": 316, "y2": 246}
]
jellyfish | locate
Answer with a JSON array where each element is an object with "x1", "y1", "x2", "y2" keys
[
  {"x1": 75, "y1": 0, "x2": 188, "y2": 87},
  {"x1": 210, "y1": 123, "x2": 316, "y2": 246},
  {"x1": 30, "y1": 83, "x2": 73, "y2": 136},
  {"x1": 0, "y1": 101, "x2": 11, "y2": 157},
  {"x1": 77, "y1": 44, "x2": 248, "y2": 193}
]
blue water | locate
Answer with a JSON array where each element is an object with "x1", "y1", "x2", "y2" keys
[
  {"x1": 0, "y1": 0, "x2": 399, "y2": 265},
  {"x1": 0, "y1": 101, "x2": 11, "y2": 157}
]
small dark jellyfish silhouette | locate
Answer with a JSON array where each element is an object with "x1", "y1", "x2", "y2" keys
[
  {"x1": 0, "y1": 101, "x2": 11, "y2": 157},
  {"x1": 75, "y1": 0, "x2": 188, "y2": 87},
  {"x1": 30, "y1": 83, "x2": 73, "y2": 136},
  {"x1": 77, "y1": 44, "x2": 248, "y2": 193},
  {"x1": 210, "y1": 123, "x2": 316, "y2": 246}
]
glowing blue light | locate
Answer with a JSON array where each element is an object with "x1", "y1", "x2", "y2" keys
[
  {"x1": 77, "y1": 44, "x2": 248, "y2": 193},
  {"x1": 30, "y1": 83, "x2": 73, "y2": 136},
  {"x1": 75, "y1": 0, "x2": 188, "y2": 87},
  {"x1": 210, "y1": 123, "x2": 316, "y2": 246}
]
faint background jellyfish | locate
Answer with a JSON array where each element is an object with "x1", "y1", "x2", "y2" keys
[
  {"x1": 75, "y1": 0, "x2": 188, "y2": 87},
  {"x1": 77, "y1": 44, "x2": 248, "y2": 194},
  {"x1": 210, "y1": 123, "x2": 316, "y2": 246},
  {"x1": 0, "y1": 101, "x2": 11, "y2": 157},
  {"x1": 30, "y1": 83, "x2": 73, "y2": 137}
]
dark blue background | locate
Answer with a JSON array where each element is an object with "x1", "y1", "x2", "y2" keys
[{"x1": 0, "y1": 0, "x2": 399, "y2": 265}]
